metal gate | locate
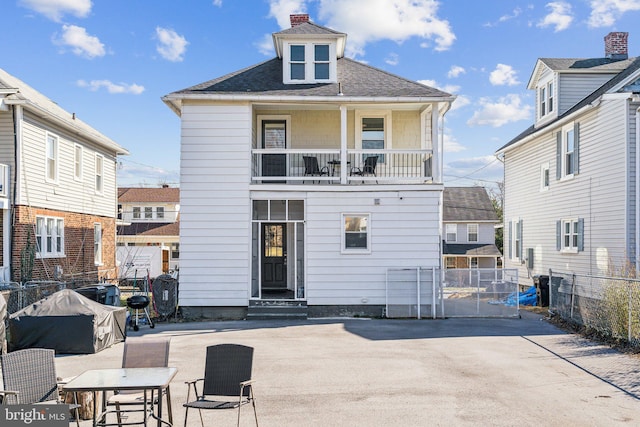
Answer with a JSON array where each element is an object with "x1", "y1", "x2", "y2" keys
[{"x1": 385, "y1": 268, "x2": 520, "y2": 318}]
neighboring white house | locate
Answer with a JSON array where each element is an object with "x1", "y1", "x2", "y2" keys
[
  {"x1": 496, "y1": 32, "x2": 640, "y2": 285},
  {"x1": 443, "y1": 187, "x2": 501, "y2": 269},
  {"x1": 116, "y1": 185, "x2": 180, "y2": 279},
  {"x1": 0, "y1": 67, "x2": 129, "y2": 284},
  {"x1": 162, "y1": 14, "x2": 454, "y2": 319}
]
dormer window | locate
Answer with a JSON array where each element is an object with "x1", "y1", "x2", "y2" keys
[
  {"x1": 284, "y1": 42, "x2": 335, "y2": 84},
  {"x1": 539, "y1": 80, "x2": 554, "y2": 118}
]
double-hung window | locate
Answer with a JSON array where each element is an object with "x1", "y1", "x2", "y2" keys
[
  {"x1": 343, "y1": 214, "x2": 370, "y2": 253},
  {"x1": 557, "y1": 123, "x2": 580, "y2": 179},
  {"x1": 95, "y1": 154, "x2": 104, "y2": 194},
  {"x1": 557, "y1": 218, "x2": 584, "y2": 252},
  {"x1": 290, "y1": 45, "x2": 306, "y2": 80},
  {"x1": 509, "y1": 219, "x2": 523, "y2": 260},
  {"x1": 36, "y1": 216, "x2": 64, "y2": 257},
  {"x1": 74, "y1": 144, "x2": 83, "y2": 181},
  {"x1": 446, "y1": 224, "x2": 457, "y2": 242},
  {"x1": 144, "y1": 207, "x2": 153, "y2": 219},
  {"x1": 133, "y1": 207, "x2": 141, "y2": 219},
  {"x1": 540, "y1": 162, "x2": 550, "y2": 191},
  {"x1": 539, "y1": 80, "x2": 554, "y2": 118},
  {"x1": 156, "y1": 207, "x2": 165, "y2": 219},
  {"x1": 46, "y1": 133, "x2": 58, "y2": 182},
  {"x1": 314, "y1": 44, "x2": 330, "y2": 79},
  {"x1": 467, "y1": 224, "x2": 478, "y2": 242},
  {"x1": 285, "y1": 42, "x2": 334, "y2": 83},
  {"x1": 94, "y1": 223, "x2": 102, "y2": 265}
]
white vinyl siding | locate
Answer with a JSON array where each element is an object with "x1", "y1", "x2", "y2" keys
[
  {"x1": 502, "y1": 99, "x2": 630, "y2": 279},
  {"x1": 557, "y1": 73, "x2": 618, "y2": 115},
  {"x1": 17, "y1": 112, "x2": 118, "y2": 218},
  {"x1": 179, "y1": 103, "x2": 251, "y2": 307}
]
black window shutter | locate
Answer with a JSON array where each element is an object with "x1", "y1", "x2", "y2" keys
[
  {"x1": 556, "y1": 220, "x2": 561, "y2": 251},
  {"x1": 577, "y1": 218, "x2": 584, "y2": 251}
]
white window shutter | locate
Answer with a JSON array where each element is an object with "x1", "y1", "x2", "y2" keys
[{"x1": 556, "y1": 220, "x2": 561, "y2": 251}]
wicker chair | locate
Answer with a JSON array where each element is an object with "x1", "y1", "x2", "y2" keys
[
  {"x1": 0, "y1": 348, "x2": 80, "y2": 427},
  {"x1": 107, "y1": 336, "x2": 172, "y2": 426},
  {"x1": 183, "y1": 344, "x2": 258, "y2": 427}
]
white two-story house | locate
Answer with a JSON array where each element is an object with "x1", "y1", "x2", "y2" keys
[
  {"x1": 496, "y1": 32, "x2": 640, "y2": 284},
  {"x1": 0, "y1": 68, "x2": 128, "y2": 284},
  {"x1": 443, "y1": 187, "x2": 501, "y2": 270},
  {"x1": 163, "y1": 14, "x2": 454, "y2": 319}
]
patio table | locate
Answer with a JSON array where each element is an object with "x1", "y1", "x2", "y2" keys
[{"x1": 62, "y1": 367, "x2": 177, "y2": 427}]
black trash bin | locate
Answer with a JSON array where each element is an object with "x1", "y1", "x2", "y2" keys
[
  {"x1": 533, "y1": 275, "x2": 549, "y2": 307},
  {"x1": 75, "y1": 285, "x2": 108, "y2": 304}
]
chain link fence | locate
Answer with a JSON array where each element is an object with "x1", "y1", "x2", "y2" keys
[{"x1": 549, "y1": 270, "x2": 640, "y2": 347}]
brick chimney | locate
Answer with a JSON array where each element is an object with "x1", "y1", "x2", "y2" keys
[
  {"x1": 605, "y1": 32, "x2": 628, "y2": 60},
  {"x1": 290, "y1": 14, "x2": 309, "y2": 27}
]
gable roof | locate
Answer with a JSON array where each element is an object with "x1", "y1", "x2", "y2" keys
[
  {"x1": 274, "y1": 20, "x2": 345, "y2": 37},
  {"x1": 442, "y1": 242, "x2": 502, "y2": 257},
  {"x1": 118, "y1": 222, "x2": 179, "y2": 237},
  {"x1": 118, "y1": 187, "x2": 180, "y2": 203},
  {"x1": 0, "y1": 68, "x2": 129, "y2": 156},
  {"x1": 443, "y1": 187, "x2": 498, "y2": 222},
  {"x1": 163, "y1": 57, "x2": 453, "y2": 113},
  {"x1": 497, "y1": 56, "x2": 640, "y2": 154}
]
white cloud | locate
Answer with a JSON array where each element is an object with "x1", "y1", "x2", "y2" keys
[
  {"x1": 77, "y1": 79, "x2": 144, "y2": 94},
  {"x1": 443, "y1": 131, "x2": 466, "y2": 153},
  {"x1": 212, "y1": 0, "x2": 222, "y2": 6},
  {"x1": 268, "y1": 0, "x2": 307, "y2": 29},
  {"x1": 19, "y1": 0, "x2": 91, "y2": 22},
  {"x1": 444, "y1": 156, "x2": 504, "y2": 185},
  {"x1": 588, "y1": 0, "x2": 640, "y2": 27},
  {"x1": 484, "y1": 7, "x2": 522, "y2": 27},
  {"x1": 385, "y1": 53, "x2": 399, "y2": 66},
  {"x1": 418, "y1": 79, "x2": 459, "y2": 94},
  {"x1": 489, "y1": 64, "x2": 519, "y2": 86},
  {"x1": 450, "y1": 94, "x2": 471, "y2": 112},
  {"x1": 316, "y1": 0, "x2": 455, "y2": 57},
  {"x1": 447, "y1": 65, "x2": 465, "y2": 78},
  {"x1": 155, "y1": 27, "x2": 189, "y2": 62},
  {"x1": 537, "y1": 2, "x2": 573, "y2": 32},
  {"x1": 256, "y1": 34, "x2": 275, "y2": 56},
  {"x1": 467, "y1": 94, "x2": 532, "y2": 127},
  {"x1": 55, "y1": 25, "x2": 105, "y2": 58}
]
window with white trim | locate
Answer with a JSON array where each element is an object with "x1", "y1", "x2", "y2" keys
[
  {"x1": 94, "y1": 223, "x2": 102, "y2": 265},
  {"x1": 35, "y1": 216, "x2": 64, "y2": 257},
  {"x1": 539, "y1": 80, "x2": 554, "y2": 118},
  {"x1": 95, "y1": 154, "x2": 104, "y2": 193},
  {"x1": 509, "y1": 219, "x2": 523, "y2": 260},
  {"x1": 557, "y1": 123, "x2": 579, "y2": 179},
  {"x1": 144, "y1": 207, "x2": 153, "y2": 219},
  {"x1": 557, "y1": 218, "x2": 583, "y2": 252},
  {"x1": 74, "y1": 144, "x2": 83, "y2": 180},
  {"x1": 132, "y1": 207, "x2": 141, "y2": 219},
  {"x1": 470, "y1": 257, "x2": 478, "y2": 268},
  {"x1": 445, "y1": 257, "x2": 456, "y2": 269},
  {"x1": 540, "y1": 162, "x2": 550, "y2": 191},
  {"x1": 156, "y1": 207, "x2": 165, "y2": 219},
  {"x1": 284, "y1": 42, "x2": 335, "y2": 83},
  {"x1": 446, "y1": 224, "x2": 457, "y2": 242},
  {"x1": 342, "y1": 214, "x2": 370, "y2": 253},
  {"x1": 46, "y1": 133, "x2": 58, "y2": 182},
  {"x1": 467, "y1": 224, "x2": 478, "y2": 242}
]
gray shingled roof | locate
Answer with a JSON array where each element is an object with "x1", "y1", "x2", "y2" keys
[
  {"x1": 275, "y1": 21, "x2": 345, "y2": 36},
  {"x1": 497, "y1": 56, "x2": 640, "y2": 152},
  {"x1": 443, "y1": 187, "x2": 499, "y2": 222},
  {"x1": 442, "y1": 243, "x2": 502, "y2": 257},
  {"x1": 539, "y1": 57, "x2": 635, "y2": 71},
  {"x1": 169, "y1": 57, "x2": 451, "y2": 99}
]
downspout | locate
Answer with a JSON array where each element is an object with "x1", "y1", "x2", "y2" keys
[
  {"x1": 635, "y1": 104, "x2": 640, "y2": 274},
  {"x1": 9, "y1": 105, "x2": 22, "y2": 282}
]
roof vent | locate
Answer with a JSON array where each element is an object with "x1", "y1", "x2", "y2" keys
[
  {"x1": 605, "y1": 32, "x2": 628, "y2": 60},
  {"x1": 290, "y1": 14, "x2": 309, "y2": 27}
]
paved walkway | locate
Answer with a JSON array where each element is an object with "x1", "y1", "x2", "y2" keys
[{"x1": 55, "y1": 311, "x2": 640, "y2": 426}]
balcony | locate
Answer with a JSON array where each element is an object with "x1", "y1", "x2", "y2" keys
[{"x1": 251, "y1": 149, "x2": 434, "y2": 185}]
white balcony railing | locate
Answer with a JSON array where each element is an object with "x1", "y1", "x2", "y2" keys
[{"x1": 251, "y1": 149, "x2": 433, "y2": 184}]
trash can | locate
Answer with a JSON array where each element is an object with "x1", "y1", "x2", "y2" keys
[
  {"x1": 75, "y1": 285, "x2": 107, "y2": 304},
  {"x1": 533, "y1": 275, "x2": 549, "y2": 307}
]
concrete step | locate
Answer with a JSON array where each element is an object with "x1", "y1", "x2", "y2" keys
[{"x1": 247, "y1": 300, "x2": 308, "y2": 320}]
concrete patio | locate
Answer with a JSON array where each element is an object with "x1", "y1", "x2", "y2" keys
[{"x1": 54, "y1": 311, "x2": 640, "y2": 426}]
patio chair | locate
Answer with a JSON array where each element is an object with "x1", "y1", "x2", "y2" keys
[
  {"x1": 183, "y1": 344, "x2": 258, "y2": 427},
  {"x1": 303, "y1": 156, "x2": 329, "y2": 183},
  {"x1": 350, "y1": 156, "x2": 378, "y2": 183},
  {"x1": 0, "y1": 348, "x2": 80, "y2": 427},
  {"x1": 107, "y1": 337, "x2": 172, "y2": 426}
]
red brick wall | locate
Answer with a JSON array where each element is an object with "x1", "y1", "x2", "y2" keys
[{"x1": 12, "y1": 205, "x2": 116, "y2": 283}]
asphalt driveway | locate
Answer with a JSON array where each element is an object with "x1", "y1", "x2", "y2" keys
[{"x1": 54, "y1": 311, "x2": 640, "y2": 426}]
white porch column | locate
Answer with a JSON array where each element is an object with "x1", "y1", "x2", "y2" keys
[{"x1": 340, "y1": 105, "x2": 348, "y2": 184}]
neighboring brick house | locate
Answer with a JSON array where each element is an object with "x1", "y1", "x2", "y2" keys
[
  {"x1": 0, "y1": 68, "x2": 128, "y2": 283},
  {"x1": 117, "y1": 186, "x2": 180, "y2": 278},
  {"x1": 443, "y1": 187, "x2": 502, "y2": 269}
]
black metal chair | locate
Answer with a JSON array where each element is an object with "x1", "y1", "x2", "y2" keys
[
  {"x1": 183, "y1": 344, "x2": 258, "y2": 427},
  {"x1": 107, "y1": 337, "x2": 173, "y2": 426},
  {"x1": 0, "y1": 348, "x2": 80, "y2": 427},
  {"x1": 350, "y1": 156, "x2": 378, "y2": 183},
  {"x1": 303, "y1": 156, "x2": 329, "y2": 183}
]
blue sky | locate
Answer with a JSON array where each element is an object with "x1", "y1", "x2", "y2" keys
[{"x1": 3, "y1": 0, "x2": 640, "y2": 189}]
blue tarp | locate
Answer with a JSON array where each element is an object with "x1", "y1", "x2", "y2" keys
[{"x1": 504, "y1": 285, "x2": 537, "y2": 306}]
